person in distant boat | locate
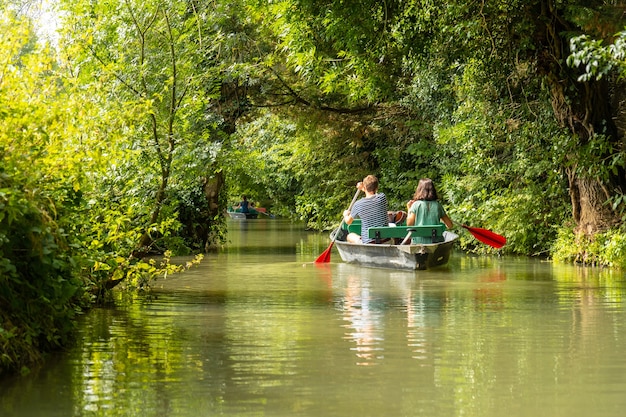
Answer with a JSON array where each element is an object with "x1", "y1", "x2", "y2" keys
[
  {"x1": 406, "y1": 178, "x2": 453, "y2": 243},
  {"x1": 343, "y1": 175, "x2": 389, "y2": 244},
  {"x1": 234, "y1": 195, "x2": 250, "y2": 213}
]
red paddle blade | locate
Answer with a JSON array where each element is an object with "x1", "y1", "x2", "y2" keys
[
  {"x1": 315, "y1": 242, "x2": 334, "y2": 263},
  {"x1": 463, "y1": 225, "x2": 506, "y2": 249}
]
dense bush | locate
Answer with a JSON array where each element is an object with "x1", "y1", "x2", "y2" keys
[
  {"x1": 0, "y1": 173, "x2": 87, "y2": 374},
  {"x1": 553, "y1": 227, "x2": 626, "y2": 269}
]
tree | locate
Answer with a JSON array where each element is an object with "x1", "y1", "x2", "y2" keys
[
  {"x1": 59, "y1": 0, "x2": 227, "y2": 254},
  {"x1": 533, "y1": 1, "x2": 626, "y2": 235}
]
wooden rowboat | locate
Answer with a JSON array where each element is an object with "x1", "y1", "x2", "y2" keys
[
  {"x1": 227, "y1": 211, "x2": 258, "y2": 219},
  {"x1": 333, "y1": 221, "x2": 459, "y2": 270}
]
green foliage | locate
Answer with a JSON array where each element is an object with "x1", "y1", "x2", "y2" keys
[
  {"x1": 225, "y1": 112, "x2": 298, "y2": 211},
  {"x1": 0, "y1": 8, "x2": 89, "y2": 374},
  {"x1": 568, "y1": 26, "x2": 626, "y2": 81},
  {"x1": 430, "y1": 58, "x2": 573, "y2": 254},
  {"x1": 58, "y1": 0, "x2": 229, "y2": 254},
  {"x1": 225, "y1": 109, "x2": 374, "y2": 228},
  {"x1": 229, "y1": 0, "x2": 585, "y2": 252},
  {"x1": 0, "y1": 175, "x2": 87, "y2": 374},
  {"x1": 263, "y1": 0, "x2": 399, "y2": 104},
  {"x1": 228, "y1": 0, "x2": 626, "y2": 262},
  {"x1": 568, "y1": 35, "x2": 618, "y2": 81},
  {"x1": 0, "y1": 1, "x2": 210, "y2": 375},
  {"x1": 553, "y1": 227, "x2": 626, "y2": 269}
]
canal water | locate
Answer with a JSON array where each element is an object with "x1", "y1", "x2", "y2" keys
[{"x1": 2, "y1": 218, "x2": 626, "y2": 417}]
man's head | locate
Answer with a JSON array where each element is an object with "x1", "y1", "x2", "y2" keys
[{"x1": 362, "y1": 175, "x2": 379, "y2": 193}]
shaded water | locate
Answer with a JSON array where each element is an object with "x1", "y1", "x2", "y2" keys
[{"x1": 2, "y1": 218, "x2": 626, "y2": 417}]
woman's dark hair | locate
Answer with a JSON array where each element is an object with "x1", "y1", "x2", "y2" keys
[{"x1": 412, "y1": 178, "x2": 438, "y2": 201}]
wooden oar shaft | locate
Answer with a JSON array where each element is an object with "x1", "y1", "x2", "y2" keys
[
  {"x1": 315, "y1": 189, "x2": 361, "y2": 263},
  {"x1": 333, "y1": 189, "x2": 361, "y2": 241}
]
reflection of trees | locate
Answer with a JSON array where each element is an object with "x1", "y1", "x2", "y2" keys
[
  {"x1": 341, "y1": 275, "x2": 385, "y2": 365},
  {"x1": 335, "y1": 260, "x2": 626, "y2": 416},
  {"x1": 13, "y1": 259, "x2": 626, "y2": 417},
  {"x1": 428, "y1": 263, "x2": 626, "y2": 416},
  {"x1": 405, "y1": 282, "x2": 438, "y2": 362},
  {"x1": 69, "y1": 294, "x2": 231, "y2": 416}
]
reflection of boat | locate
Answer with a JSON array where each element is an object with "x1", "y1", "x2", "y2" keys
[{"x1": 334, "y1": 220, "x2": 458, "y2": 270}]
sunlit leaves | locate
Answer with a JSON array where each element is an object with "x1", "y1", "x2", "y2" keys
[
  {"x1": 568, "y1": 32, "x2": 626, "y2": 81},
  {"x1": 0, "y1": 4, "x2": 220, "y2": 374},
  {"x1": 251, "y1": 0, "x2": 399, "y2": 104},
  {"x1": 57, "y1": 0, "x2": 227, "y2": 256}
]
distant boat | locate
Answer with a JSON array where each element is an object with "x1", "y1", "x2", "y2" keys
[
  {"x1": 227, "y1": 206, "x2": 273, "y2": 219},
  {"x1": 228, "y1": 211, "x2": 258, "y2": 219}
]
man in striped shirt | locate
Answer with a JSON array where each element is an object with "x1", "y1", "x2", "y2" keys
[{"x1": 343, "y1": 175, "x2": 389, "y2": 244}]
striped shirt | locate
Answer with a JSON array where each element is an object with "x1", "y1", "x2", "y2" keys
[{"x1": 350, "y1": 193, "x2": 389, "y2": 243}]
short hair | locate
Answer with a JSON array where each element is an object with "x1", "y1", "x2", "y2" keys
[
  {"x1": 362, "y1": 175, "x2": 379, "y2": 193},
  {"x1": 413, "y1": 178, "x2": 438, "y2": 201}
]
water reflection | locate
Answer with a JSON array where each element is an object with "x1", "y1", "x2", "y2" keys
[
  {"x1": 340, "y1": 274, "x2": 384, "y2": 365},
  {"x1": 3, "y1": 220, "x2": 626, "y2": 417},
  {"x1": 472, "y1": 269, "x2": 507, "y2": 311}
]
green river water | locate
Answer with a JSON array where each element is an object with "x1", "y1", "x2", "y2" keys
[{"x1": 2, "y1": 218, "x2": 626, "y2": 417}]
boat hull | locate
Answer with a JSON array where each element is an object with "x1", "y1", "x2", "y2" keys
[
  {"x1": 228, "y1": 211, "x2": 258, "y2": 219},
  {"x1": 334, "y1": 231, "x2": 459, "y2": 270}
]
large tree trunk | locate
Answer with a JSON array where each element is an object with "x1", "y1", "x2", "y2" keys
[
  {"x1": 547, "y1": 75, "x2": 618, "y2": 235},
  {"x1": 539, "y1": 0, "x2": 622, "y2": 236},
  {"x1": 568, "y1": 172, "x2": 614, "y2": 235},
  {"x1": 555, "y1": 76, "x2": 620, "y2": 235}
]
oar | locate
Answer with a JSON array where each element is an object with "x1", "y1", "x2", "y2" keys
[
  {"x1": 258, "y1": 210, "x2": 275, "y2": 219},
  {"x1": 400, "y1": 228, "x2": 416, "y2": 245},
  {"x1": 455, "y1": 222, "x2": 506, "y2": 249},
  {"x1": 314, "y1": 189, "x2": 361, "y2": 263}
]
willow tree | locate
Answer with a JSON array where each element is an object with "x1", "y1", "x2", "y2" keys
[{"x1": 58, "y1": 0, "x2": 229, "y2": 254}]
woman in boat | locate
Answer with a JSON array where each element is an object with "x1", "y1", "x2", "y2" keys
[
  {"x1": 234, "y1": 195, "x2": 250, "y2": 213},
  {"x1": 406, "y1": 178, "x2": 454, "y2": 243},
  {"x1": 342, "y1": 175, "x2": 389, "y2": 244}
]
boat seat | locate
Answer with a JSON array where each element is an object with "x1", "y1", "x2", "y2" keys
[
  {"x1": 343, "y1": 214, "x2": 407, "y2": 235},
  {"x1": 344, "y1": 220, "x2": 362, "y2": 235},
  {"x1": 367, "y1": 224, "x2": 445, "y2": 244}
]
